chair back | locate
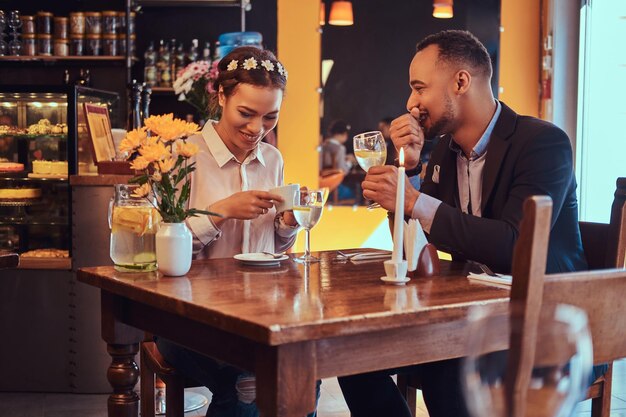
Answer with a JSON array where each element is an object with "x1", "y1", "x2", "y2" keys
[
  {"x1": 579, "y1": 178, "x2": 626, "y2": 269},
  {"x1": 505, "y1": 178, "x2": 626, "y2": 417}
]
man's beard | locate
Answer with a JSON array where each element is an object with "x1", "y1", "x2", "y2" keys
[{"x1": 423, "y1": 93, "x2": 455, "y2": 140}]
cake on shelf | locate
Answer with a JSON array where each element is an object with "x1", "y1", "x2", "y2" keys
[
  {"x1": 0, "y1": 125, "x2": 27, "y2": 135},
  {"x1": 21, "y1": 248, "x2": 69, "y2": 258},
  {"x1": 0, "y1": 187, "x2": 42, "y2": 200},
  {"x1": 26, "y1": 119, "x2": 68, "y2": 135},
  {"x1": 31, "y1": 160, "x2": 68, "y2": 177},
  {"x1": 0, "y1": 162, "x2": 24, "y2": 173}
]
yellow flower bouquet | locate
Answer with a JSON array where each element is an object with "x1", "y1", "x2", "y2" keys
[{"x1": 119, "y1": 113, "x2": 213, "y2": 223}]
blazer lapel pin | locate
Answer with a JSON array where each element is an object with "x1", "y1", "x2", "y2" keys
[{"x1": 432, "y1": 165, "x2": 440, "y2": 184}]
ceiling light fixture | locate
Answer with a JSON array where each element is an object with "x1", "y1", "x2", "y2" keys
[
  {"x1": 329, "y1": 1, "x2": 353, "y2": 26},
  {"x1": 320, "y1": 2, "x2": 326, "y2": 26},
  {"x1": 433, "y1": 0, "x2": 454, "y2": 19}
]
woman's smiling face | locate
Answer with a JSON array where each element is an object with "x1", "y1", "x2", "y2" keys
[{"x1": 216, "y1": 83, "x2": 283, "y2": 161}]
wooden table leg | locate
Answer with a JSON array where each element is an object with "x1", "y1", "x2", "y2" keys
[
  {"x1": 107, "y1": 343, "x2": 140, "y2": 417},
  {"x1": 256, "y1": 342, "x2": 317, "y2": 417},
  {"x1": 101, "y1": 291, "x2": 145, "y2": 417}
]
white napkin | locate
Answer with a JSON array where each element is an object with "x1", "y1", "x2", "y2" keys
[
  {"x1": 467, "y1": 272, "x2": 512, "y2": 289},
  {"x1": 403, "y1": 219, "x2": 428, "y2": 271}
]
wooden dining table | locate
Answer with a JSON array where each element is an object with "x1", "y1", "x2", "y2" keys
[{"x1": 77, "y1": 250, "x2": 509, "y2": 417}]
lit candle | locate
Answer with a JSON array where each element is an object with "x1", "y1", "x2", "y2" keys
[{"x1": 392, "y1": 148, "x2": 405, "y2": 264}]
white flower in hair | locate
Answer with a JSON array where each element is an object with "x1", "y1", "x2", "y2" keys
[
  {"x1": 243, "y1": 57, "x2": 258, "y2": 70},
  {"x1": 227, "y1": 60, "x2": 238, "y2": 71},
  {"x1": 261, "y1": 60, "x2": 275, "y2": 71},
  {"x1": 276, "y1": 62, "x2": 284, "y2": 76},
  {"x1": 283, "y1": 69, "x2": 288, "y2": 79}
]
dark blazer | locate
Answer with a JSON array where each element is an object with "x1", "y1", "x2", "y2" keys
[{"x1": 421, "y1": 101, "x2": 587, "y2": 274}]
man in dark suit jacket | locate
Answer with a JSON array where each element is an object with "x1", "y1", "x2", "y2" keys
[{"x1": 338, "y1": 30, "x2": 588, "y2": 417}]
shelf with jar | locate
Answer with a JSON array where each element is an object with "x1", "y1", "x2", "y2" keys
[
  {"x1": 0, "y1": 85, "x2": 121, "y2": 270},
  {"x1": 0, "y1": 9, "x2": 136, "y2": 64}
]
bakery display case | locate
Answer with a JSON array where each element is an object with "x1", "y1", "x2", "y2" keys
[{"x1": 0, "y1": 85, "x2": 121, "y2": 269}]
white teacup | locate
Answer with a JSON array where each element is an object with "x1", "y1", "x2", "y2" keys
[{"x1": 269, "y1": 184, "x2": 300, "y2": 213}]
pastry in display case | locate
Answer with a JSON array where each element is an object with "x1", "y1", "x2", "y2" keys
[{"x1": 0, "y1": 85, "x2": 120, "y2": 268}]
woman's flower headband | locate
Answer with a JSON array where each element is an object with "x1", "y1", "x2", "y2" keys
[{"x1": 226, "y1": 57, "x2": 288, "y2": 79}]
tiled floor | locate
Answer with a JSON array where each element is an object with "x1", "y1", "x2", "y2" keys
[{"x1": 1, "y1": 359, "x2": 625, "y2": 417}]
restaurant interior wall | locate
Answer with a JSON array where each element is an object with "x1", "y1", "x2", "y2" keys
[
  {"x1": 320, "y1": 0, "x2": 501, "y2": 137},
  {"x1": 499, "y1": 0, "x2": 540, "y2": 117}
]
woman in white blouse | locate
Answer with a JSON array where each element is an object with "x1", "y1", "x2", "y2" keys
[{"x1": 156, "y1": 46, "x2": 319, "y2": 417}]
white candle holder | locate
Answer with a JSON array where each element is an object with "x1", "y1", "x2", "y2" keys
[{"x1": 381, "y1": 259, "x2": 410, "y2": 285}]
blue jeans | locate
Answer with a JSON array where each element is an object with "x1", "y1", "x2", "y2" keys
[{"x1": 155, "y1": 337, "x2": 320, "y2": 417}]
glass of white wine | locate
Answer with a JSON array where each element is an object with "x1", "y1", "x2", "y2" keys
[
  {"x1": 293, "y1": 189, "x2": 325, "y2": 263},
  {"x1": 353, "y1": 131, "x2": 387, "y2": 172}
]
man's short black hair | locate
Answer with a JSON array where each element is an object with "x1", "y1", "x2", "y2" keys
[{"x1": 416, "y1": 30, "x2": 492, "y2": 78}]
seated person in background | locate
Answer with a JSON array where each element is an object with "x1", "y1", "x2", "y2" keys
[
  {"x1": 156, "y1": 46, "x2": 319, "y2": 417},
  {"x1": 321, "y1": 119, "x2": 353, "y2": 175},
  {"x1": 378, "y1": 117, "x2": 397, "y2": 166},
  {"x1": 339, "y1": 29, "x2": 591, "y2": 417}
]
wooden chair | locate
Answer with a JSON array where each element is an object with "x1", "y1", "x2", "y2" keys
[
  {"x1": 140, "y1": 340, "x2": 203, "y2": 417},
  {"x1": 506, "y1": 191, "x2": 626, "y2": 416},
  {"x1": 399, "y1": 178, "x2": 626, "y2": 417}
]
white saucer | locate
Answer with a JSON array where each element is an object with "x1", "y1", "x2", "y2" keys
[
  {"x1": 234, "y1": 253, "x2": 289, "y2": 266},
  {"x1": 380, "y1": 276, "x2": 411, "y2": 285}
]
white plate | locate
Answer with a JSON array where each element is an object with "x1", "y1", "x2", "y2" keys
[{"x1": 234, "y1": 252, "x2": 289, "y2": 266}]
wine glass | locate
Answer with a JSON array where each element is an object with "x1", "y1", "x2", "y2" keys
[
  {"x1": 353, "y1": 131, "x2": 387, "y2": 209},
  {"x1": 293, "y1": 189, "x2": 325, "y2": 263},
  {"x1": 462, "y1": 303, "x2": 593, "y2": 417},
  {"x1": 0, "y1": 11, "x2": 8, "y2": 56},
  {"x1": 7, "y1": 10, "x2": 21, "y2": 56},
  {"x1": 353, "y1": 130, "x2": 387, "y2": 172}
]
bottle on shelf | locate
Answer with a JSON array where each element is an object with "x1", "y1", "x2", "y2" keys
[
  {"x1": 202, "y1": 41, "x2": 211, "y2": 61},
  {"x1": 141, "y1": 83, "x2": 151, "y2": 122},
  {"x1": 156, "y1": 39, "x2": 171, "y2": 88},
  {"x1": 128, "y1": 80, "x2": 143, "y2": 130},
  {"x1": 213, "y1": 40, "x2": 220, "y2": 60},
  {"x1": 175, "y1": 43, "x2": 186, "y2": 78},
  {"x1": 187, "y1": 38, "x2": 198, "y2": 64},
  {"x1": 143, "y1": 41, "x2": 157, "y2": 87},
  {"x1": 169, "y1": 38, "x2": 177, "y2": 82}
]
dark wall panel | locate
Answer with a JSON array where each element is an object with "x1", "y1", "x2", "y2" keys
[{"x1": 321, "y1": 0, "x2": 500, "y2": 138}]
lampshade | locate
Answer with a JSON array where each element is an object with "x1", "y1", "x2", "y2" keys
[
  {"x1": 329, "y1": 1, "x2": 353, "y2": 26},
  {"x1": 433, "y1": 0, "x2": 454, "y2": 19},
  {"x1": 320, "y1": 2, "x2": 325, "y2": 26}
]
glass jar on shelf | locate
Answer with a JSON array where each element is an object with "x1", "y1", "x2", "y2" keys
[
  {"x1": 102, "y1": 11, "x2": 117, "y2": 35},
  {"x1": 85, "y1": 34, "x2": 101, "y2": 56},
  {"x1": 53, "y1": 17, "x2": 68, "y2": 40},
  {"x1": 102, "y1": 34, "x2": 117, "y2": 56},
  {"x1": 69, "y1": 34, "x2": 84, "y2": 56},
  {"x1": 35, "y1": 11, "x2": 53, "y2": 35},
  {"x1": 37, "y1": 34, "x2": 52, "y2": 56},
  {"x1": 84, "y1": 12, "x2": 102, "y2": 35},
  {"x1": 22, "y1": 34, "x2": 36, "y2": 56},
  {"x1": 53, "y1": 38, "x2": 69, "y2": 57},
  {"x1": 20, "y1": 16, "x2": 35, "y2": 34},
  {"x1": 69, "y1": 12, "x2": 85, "y2": 35}
]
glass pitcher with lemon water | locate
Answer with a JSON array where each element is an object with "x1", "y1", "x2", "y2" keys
[{"x1": 109, "y1": 184, "x2": 159, "y2": 271}]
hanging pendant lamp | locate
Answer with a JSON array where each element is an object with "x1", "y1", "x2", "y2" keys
[
  {"x1": 329, "y1": 1, "x2": 354, "y2": 26},
  {"x1": 433, "y1": 0, "x2": 454, "y2": 19},
  {"x1": 320, "y1": 2, "x2": 326, "y2": 26}
]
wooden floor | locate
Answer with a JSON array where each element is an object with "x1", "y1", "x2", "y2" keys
[{"x1": 1, "y1": 359, "x2": 625, "y2": 417}]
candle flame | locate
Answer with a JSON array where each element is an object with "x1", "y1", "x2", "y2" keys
[{"x1": 399, "y1": 147, "x2": 405, "y2": 167}]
